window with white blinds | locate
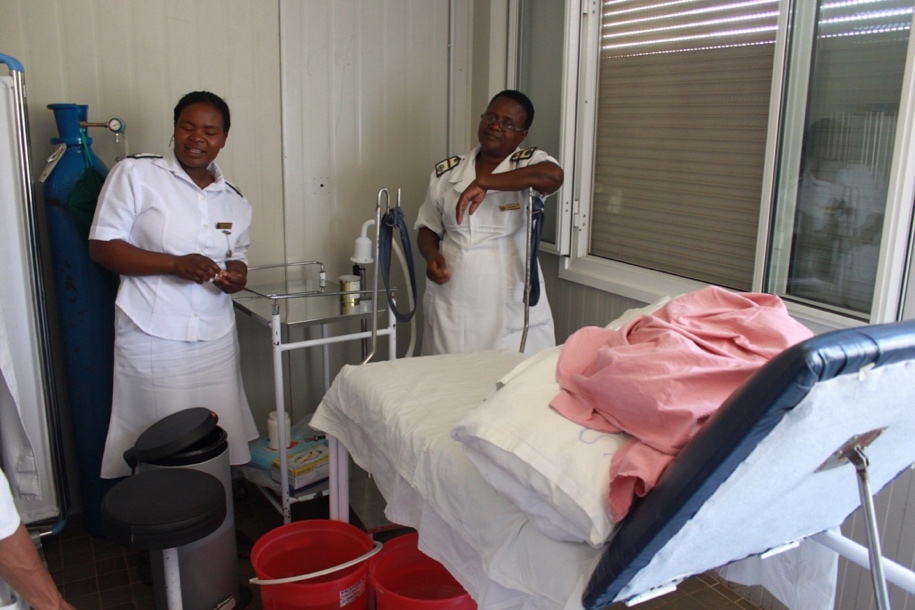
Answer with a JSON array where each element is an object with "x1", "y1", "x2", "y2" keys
[
  {"x1": 589, "y1": 0, "x2": 780, "y2": 290},
  {"x1": 771, "y1": 0, "x2": 913, "y2": 317}
]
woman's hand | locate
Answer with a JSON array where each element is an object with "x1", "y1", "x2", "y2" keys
[
  {"x1": 417, "y1": 227, "x2": 451, "y2": 284},
  {"x1": 172, "y1": 254, "x2": 223, "y2": 284},
  {"x1": 213, "y1": 260, "x2": 248, "y2": 294},
  {"x1": 90, "y1": 239, "x2": 222, "y2": 284},
  {"x1": 88, "y1": 239, "x2": 249, "y2": 290},
  {"x1": 456, "y1": 180, "x2": 487, "y2": 224},
  {"x1": 425, "y1": 253, "x2": 451, "y2": 285}
]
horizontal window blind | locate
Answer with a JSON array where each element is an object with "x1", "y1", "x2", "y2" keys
[{"x1": 590, "y1": 0, "x2": 779, "y2": 289}]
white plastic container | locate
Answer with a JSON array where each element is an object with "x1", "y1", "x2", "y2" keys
[{"x1": 267, "y1": 411, "x2": 292, "y2": 450}]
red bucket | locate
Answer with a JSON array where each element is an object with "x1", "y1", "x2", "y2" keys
[
  {"x1": 371, "y1": 532, "x2": 476, "y2": 609},
  {"x1": 250, "y1": 519, "x2": 378, "y2": 610}
]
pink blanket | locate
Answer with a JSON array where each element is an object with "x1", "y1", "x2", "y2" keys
[{"x1": 550, "y1": 287, "x2": 813, "y2": 522}]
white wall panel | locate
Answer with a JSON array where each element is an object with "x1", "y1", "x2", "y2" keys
[
  {"x1": 279, "y1": 0, "x2": 452, "y2": 280},
  {"x1": 540, "y1": 253, "x2": 646, "y2": 341},
  {"x1": 0, "y1": 0, "x2": 284, "y2": 266},
  {"x1": 0, "y1": 0, "x2": 284, "y2": 502},
  {"x1": 275, "y1": 0, "x2": 455, "y2": 420}
]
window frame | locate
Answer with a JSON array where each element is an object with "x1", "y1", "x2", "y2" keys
[
  {"x1": 557, "y1": 0, "x2": 915, "y2": 331},
  {"x1": 511, "y1": 0, "x2": 581, "y2": 258}
]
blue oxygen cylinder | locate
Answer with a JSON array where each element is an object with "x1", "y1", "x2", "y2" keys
[{"x1": 42, "y1": 103, "x2": 119, "y2": 537}]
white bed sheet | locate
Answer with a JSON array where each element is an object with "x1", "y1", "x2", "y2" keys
[{"x1": 309, "y1": 351, "x2": 604, "y2": 609}]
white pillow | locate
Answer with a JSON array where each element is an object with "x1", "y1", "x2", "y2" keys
[{"x1": 452, "y1": 298, "x2": 670, "y2": 547}]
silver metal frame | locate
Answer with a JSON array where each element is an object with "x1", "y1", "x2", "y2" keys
[{"x1": 2, "y1": 57, "x2": 70, "y2": 529}]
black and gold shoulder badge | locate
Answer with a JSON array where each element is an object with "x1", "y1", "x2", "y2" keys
[
  {"x1": 510, "y1": 147, "x2": 537, "y2": 162},
  {"x1": 127, "y1": 153, "x2": 162, "y2": 160},
  {"x1": 435, "y1": 156, "x2": 461, "y2": 177}
]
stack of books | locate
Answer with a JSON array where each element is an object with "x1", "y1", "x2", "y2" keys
[{"x1": 248, "y1": 430, "x2": 329, "y2": 493}]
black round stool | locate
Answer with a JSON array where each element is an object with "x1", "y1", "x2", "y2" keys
[{"x1": 102, "y1": 469, "x2": 226, "y2": 610}]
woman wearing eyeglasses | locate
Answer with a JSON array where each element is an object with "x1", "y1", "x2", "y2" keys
[{"x1": 415, "y1": 90, "x2": 564, "y2": 355}]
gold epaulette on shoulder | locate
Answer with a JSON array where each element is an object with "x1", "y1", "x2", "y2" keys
[
  {"x1": 510, "y1": 147, "x2": 537, "y2": 162},
  {"x1": 435, "y1": 156, "x2": 461, "y2": 177},
  {"x1": 126, "y1": 153, "x2": 162, "y2": 159}
]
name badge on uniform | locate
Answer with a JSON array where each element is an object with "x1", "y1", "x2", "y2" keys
[
  {"x1": 216, "y1": 222, "x2": 233, "y2": 230},
  {"x1": 499, "y1": 202, "x2": 522, "y2": 212}
]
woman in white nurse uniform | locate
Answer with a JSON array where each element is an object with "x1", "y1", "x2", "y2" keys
[
  {"x1": 89, "y1": 91, "x2": 258, "y2": 479},
  {"x1": 415, "y1": 90, "x2": 564, "y2": 355}
]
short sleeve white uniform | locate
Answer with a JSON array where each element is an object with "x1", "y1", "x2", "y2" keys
[
  {"x1": 90, "y1": 151, "x2": 258, "y2": 478},
  {"x1": 90, "y1": 151, "x2": 251, "y2": 342},
  {"x1": 415, "y1": 146, "x2": 557, "y2": 355}
]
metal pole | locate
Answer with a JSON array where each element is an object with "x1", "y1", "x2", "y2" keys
[
  {"x1": 520, "y1": 188, "x2": 533, "y2": 353},
  {"x1": 848, "y1": 447, "x2": 892, "y2": 610},
  {"x1": 813, "y1": 531, "x2": 915, "y2": 596},
  {"x1": 162, "y1": 548, "x2": 184, "y2": 610},
  {"x1": 362, "y1": 189, "x2": 386, "y2": 364},
  {"x1": 271, "y1": 302, "x2": 292, "y2": 524}
]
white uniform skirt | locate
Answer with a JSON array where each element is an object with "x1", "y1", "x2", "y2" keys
[{"x1": 100, "y1": 308, "x2": 258, "y2": 479}]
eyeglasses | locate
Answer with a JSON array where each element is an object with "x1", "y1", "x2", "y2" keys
[{"x1": 480, "y1": 113, "x2": 526, "y2": 133}]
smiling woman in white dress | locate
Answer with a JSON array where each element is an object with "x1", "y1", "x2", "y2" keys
[{"x1": 88, "y1": 91, "x2": 258, "y2": 479}]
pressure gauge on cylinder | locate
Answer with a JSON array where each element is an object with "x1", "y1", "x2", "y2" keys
[{"x1": 107, "y1": 117, "x2": 125, "y2": 133}]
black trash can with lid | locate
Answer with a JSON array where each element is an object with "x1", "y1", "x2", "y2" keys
[{"x1": 126, "y1": 407, "x2": 239, "y2": 610}]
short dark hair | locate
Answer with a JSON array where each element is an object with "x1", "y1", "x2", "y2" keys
[
  {"x1": 173, "y1": 91, "x2": 231, "y2": 133},
  {"x1": 489, "y1": 90, "x2": 535, "y2": 129}
]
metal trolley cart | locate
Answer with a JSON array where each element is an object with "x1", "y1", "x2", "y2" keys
[{"x1": 232, "y1": 261, "x2": 396, "y2": 524}]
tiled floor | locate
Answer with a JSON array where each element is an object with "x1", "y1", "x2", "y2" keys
[
  {"x1": 38, "y1": 477, "x2": 766, "y2": 610},
  {"x1": 603, "y1": 574, "x2": 766, "y2": 609}
]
